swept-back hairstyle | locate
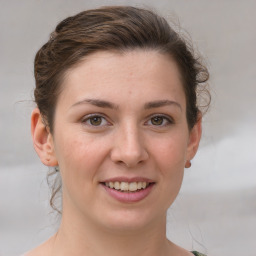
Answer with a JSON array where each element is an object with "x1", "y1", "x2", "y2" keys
[{"x1": 34, "y1": 6, "x2": 210, "y2": 212}]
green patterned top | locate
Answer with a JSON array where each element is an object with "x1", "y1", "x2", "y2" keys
[{"x1": 191, "y1": 251, "x2": 207, "y2": 256}]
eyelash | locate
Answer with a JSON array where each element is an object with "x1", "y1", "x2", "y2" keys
[
  {"x1": 145, "y1": 114, "x2": 174, "y2": 127},
  {"x1": 81, "y1": 114, "x2": 174, "y2": 127},
  {"x1": 81, "y1": 114, "x2": 110, "y2": 127}
]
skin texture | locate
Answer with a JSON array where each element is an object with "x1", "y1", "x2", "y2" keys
[{"x1": 30, "y1": 50, "x2": 201, "y2": 256}]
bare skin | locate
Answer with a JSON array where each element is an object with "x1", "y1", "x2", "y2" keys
[
  {"x1": 26, "y1": 233, "x2": 194, "y2": 256},
  {"x1": 28, "y1": 50, "x2": 201, "y2": 256}
]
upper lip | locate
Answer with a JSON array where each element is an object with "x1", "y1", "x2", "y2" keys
[{"x1": 101, "y1": 176, "x2": 155, "y2": 183}]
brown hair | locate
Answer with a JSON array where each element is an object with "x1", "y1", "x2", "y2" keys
[{"x1": 34, "y1": 6, "x2": 210, "y2": 212}]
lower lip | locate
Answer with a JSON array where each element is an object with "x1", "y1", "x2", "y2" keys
[{"x1": 102, "y1": 183, "x2": 155, "y2": 203}]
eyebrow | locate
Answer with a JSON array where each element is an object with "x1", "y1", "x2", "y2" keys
[
  {"x1": 71, "y1": 98, "x2": 119, "y2": 109},
  {"x1": 70, "y1": 98, "x2": 182, "y2": 111},
  {"x1": 144, "y1": 100, "x2": 182, "y2": 111}
]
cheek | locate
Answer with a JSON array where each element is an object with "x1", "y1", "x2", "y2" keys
[
  {"x1": 149, "y1": 132, "x2": 187, "y2": 202},
  {"x1": 54, "y1": 130, "x2": 111, "y2": 180},
  {"x1": 150, "y1": 134, "x2": 188, "y2": 170},
  {"x1": 54, "y1": 131, "x2": 94, "y2": 178},
  {"x1": 54, "y1": 133, "x2": 102, "y2": 206},
  {"x1": 154, "y1": 136, "x2": 187, "y2": 207}
]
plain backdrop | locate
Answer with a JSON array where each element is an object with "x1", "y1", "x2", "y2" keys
[{"x1": 0, "y1": 0, "x2": 255, "y2": 255}]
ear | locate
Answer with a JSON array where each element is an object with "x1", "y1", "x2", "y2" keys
[
  {"x1": 31, "y1": 108, "x2": 58, "y2": 166},
  {"x1": 186, "y1": 113, "x2": 202, "y2": 161}
]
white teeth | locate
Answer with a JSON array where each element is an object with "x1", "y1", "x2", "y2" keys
[
  {"x1": 120, "y1": 182, "x2": 129, "y2": 191},
  {"x1": 114, "y1": 181, "x2": 120, "y2": 190},
  {"x1": 129, "y1": 182, "x2": 137, "y2": 192},
  {"x1": 104, "y1": 181, "x2": 150, "y2": 192}
]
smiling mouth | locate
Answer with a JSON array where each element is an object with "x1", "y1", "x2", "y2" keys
[{"x1": 102, "y1": 181, "x2": 153, "y2": 192}]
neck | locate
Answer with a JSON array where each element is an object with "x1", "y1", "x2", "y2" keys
[{"x1": 51, "y1": 207, "x2": 172, "y2": 256}]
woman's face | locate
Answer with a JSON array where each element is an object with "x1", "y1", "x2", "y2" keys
[{"x1": 43, "y1": 50, "x2": 201, "y2": 231}]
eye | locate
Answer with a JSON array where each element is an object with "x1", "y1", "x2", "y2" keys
[
  {"x1": 82, "y1": 114, "x2": 109, "y2": 127},
  {"x1": 151, "y1": 116, "x2": 165, "y2": 125},
  {"x1": 146, "y1": 115, "x2": 173, "y2": 126}
]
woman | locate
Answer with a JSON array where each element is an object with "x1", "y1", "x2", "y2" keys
[{"x1": 26, "y1": 6, "x2": 209, "y2": 256}]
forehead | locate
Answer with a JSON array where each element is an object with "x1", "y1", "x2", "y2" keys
[{"x1": 59, "y1": 50, "x2": 185, "y2": 107}]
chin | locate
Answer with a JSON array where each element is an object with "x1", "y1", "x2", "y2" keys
[{"x1": 97, "y1": 207, "x2": 162, "y2": 233}]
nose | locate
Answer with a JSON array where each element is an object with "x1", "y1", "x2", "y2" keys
[{"x1": 110, "y1": 124, "x2": 149, "y2": 168}]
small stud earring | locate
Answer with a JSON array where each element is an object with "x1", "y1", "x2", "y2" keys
[{"x1": 185, "y1": 160, "x2": 191, "y2": 168}]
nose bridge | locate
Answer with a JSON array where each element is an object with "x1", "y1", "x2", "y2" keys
[
  {"x1": 123, "y1": 123, "x2": 141, "y2": 153},
  {"x1": 111, "y1": 120, "x2": 148, "y2": 167}
]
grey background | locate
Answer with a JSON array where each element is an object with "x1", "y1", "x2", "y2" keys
[{"x1": 0, "y1": 0, "x2": 255, "y2": 255}]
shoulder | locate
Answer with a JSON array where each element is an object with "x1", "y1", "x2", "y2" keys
[
  {"x1": 20, "y1": 247, "x2": 47, "y2": 256},
  {"x1": 19, "y1": 249, "x2": 43, "y2": 256},
  {"x1": 191, "y1": 251, "x2": 207, "y2": 256},
  {"x1": 20, "y1": 235, "x2": 55, "y2": 256}
]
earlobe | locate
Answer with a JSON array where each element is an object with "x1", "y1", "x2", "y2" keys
[
  {"x1": 31, "y1": 108, "x2": 58, "y2": 167},
  {"x1": 186, "y1": 114, "x2": 202, "y2": 161}
]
